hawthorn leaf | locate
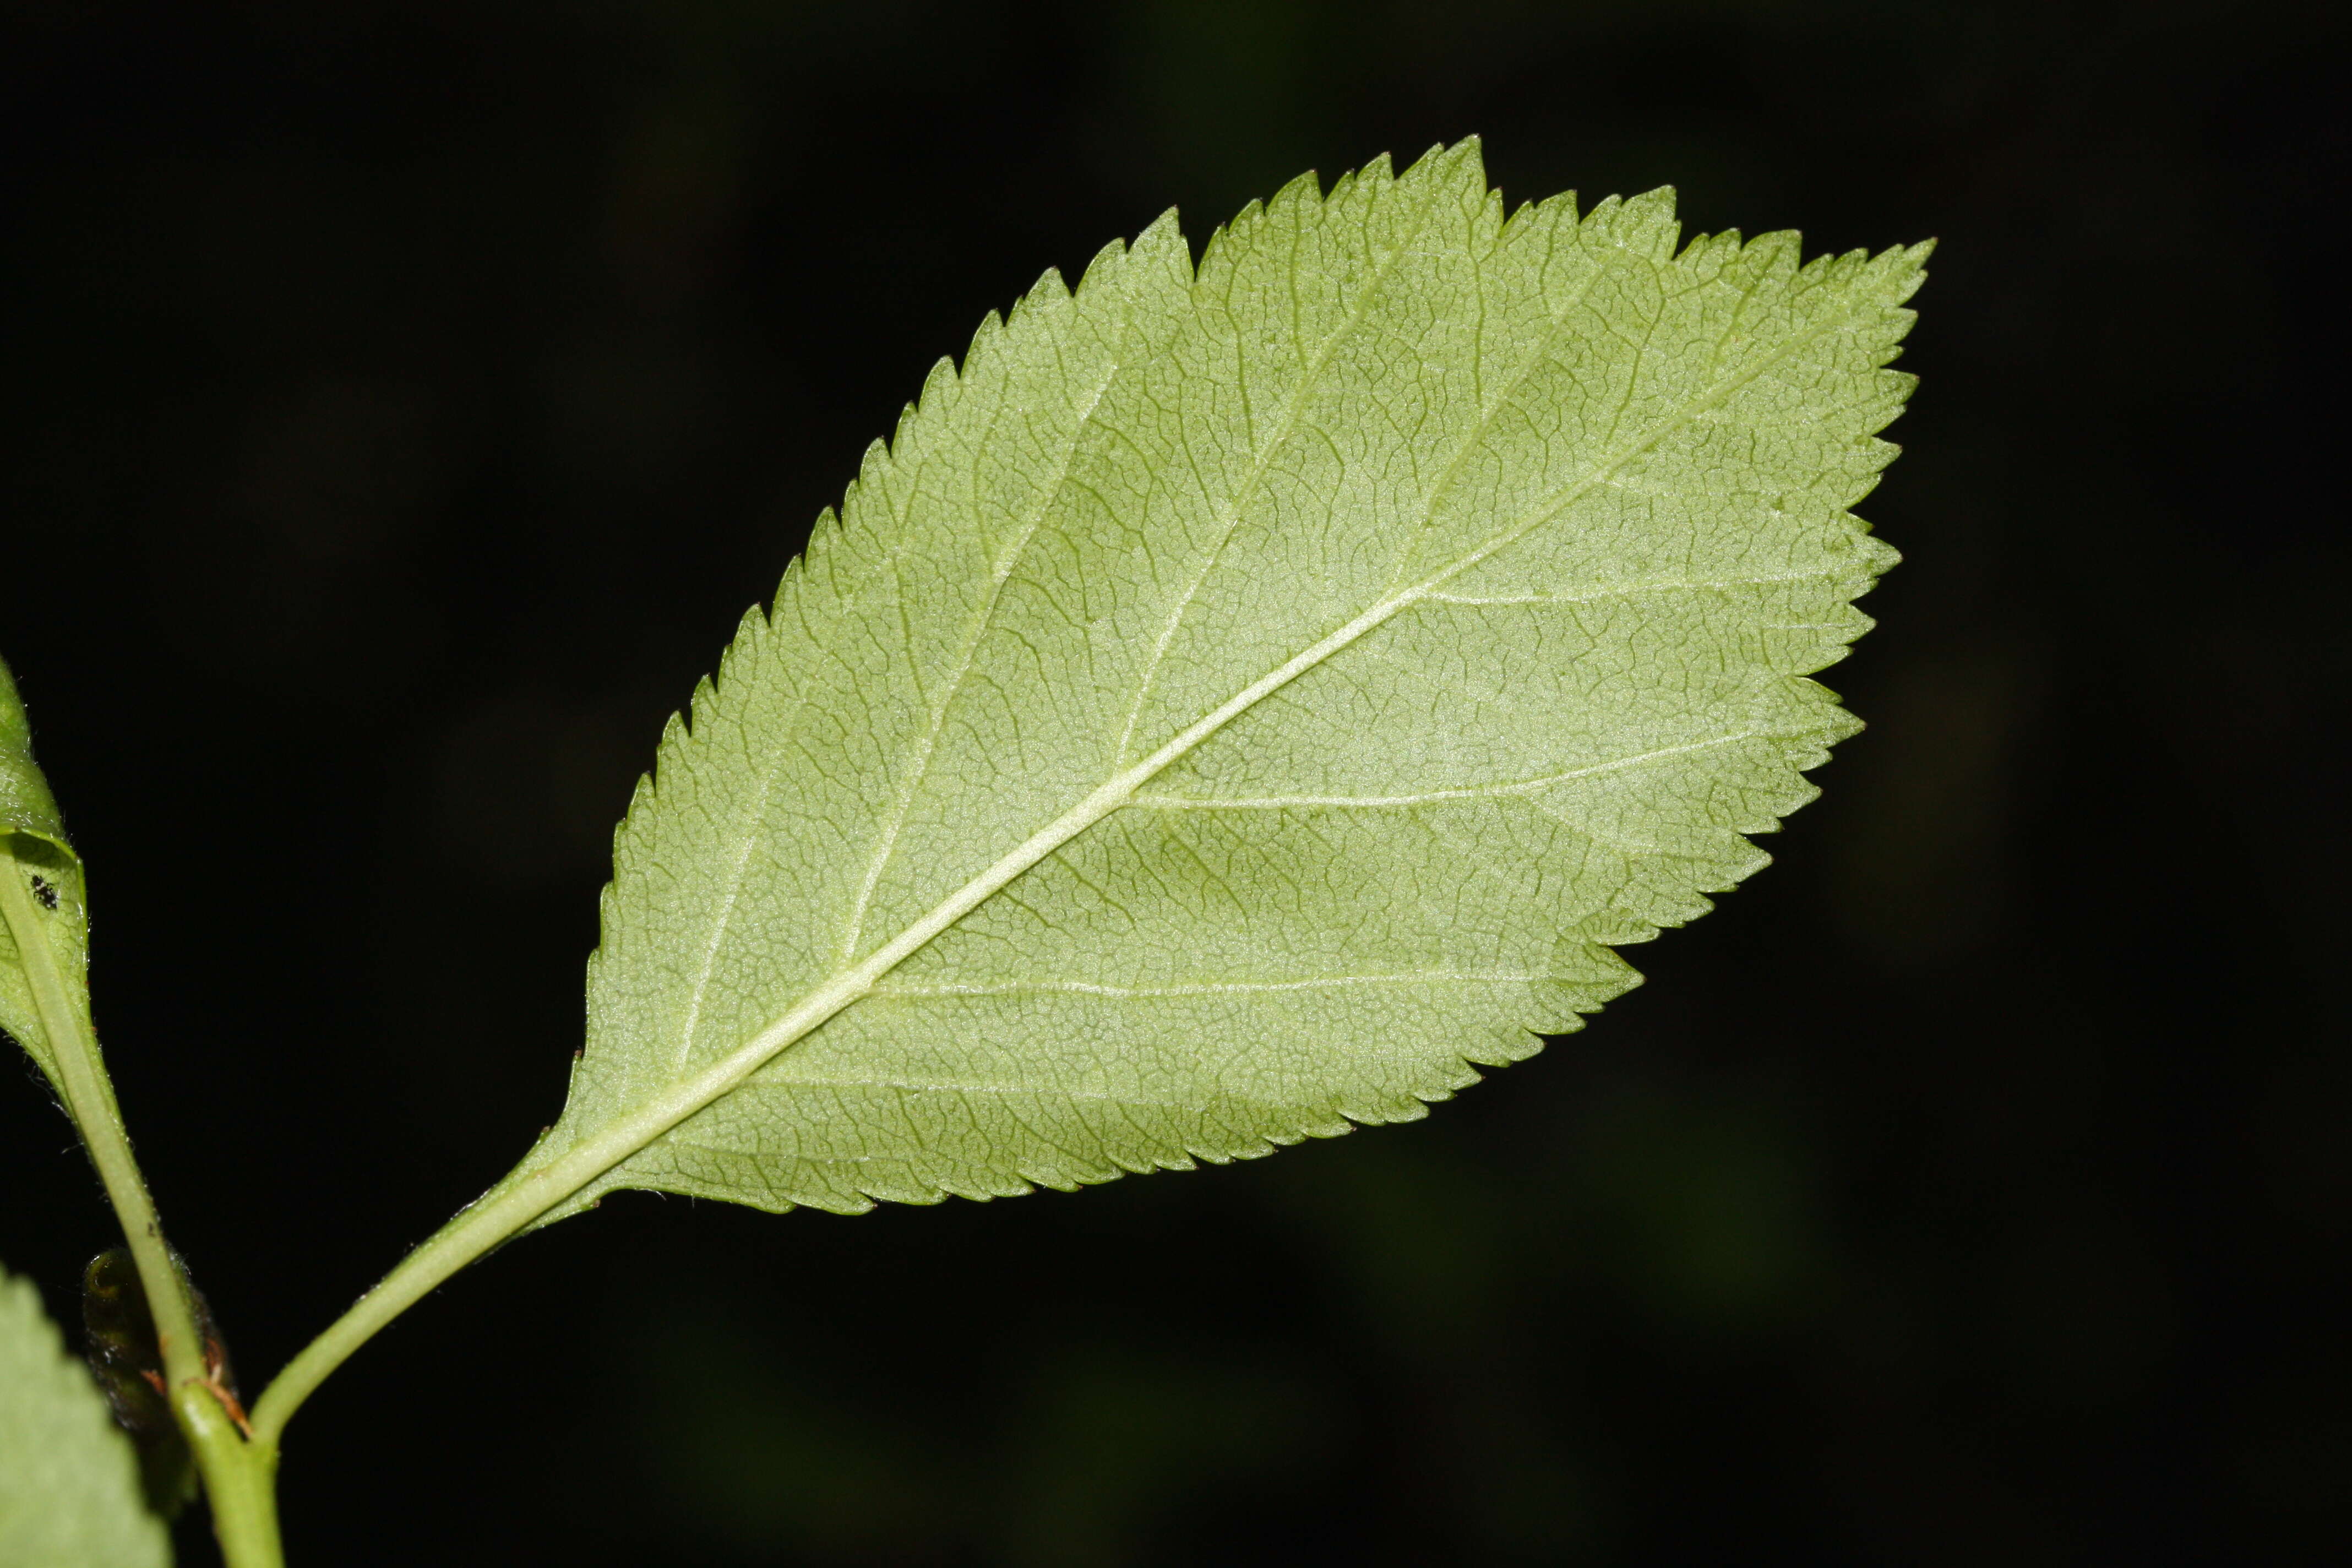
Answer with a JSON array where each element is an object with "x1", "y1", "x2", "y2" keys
[
  {"x1": 0, "y1": 1262, "x2": 172, "y2": 1568},
  {"x1": 530, "y1": 140, "x2": 1924, "y2": 1219},
  {"x1": 0, "y1": 657, "x2": 92, "y2": 1103}
]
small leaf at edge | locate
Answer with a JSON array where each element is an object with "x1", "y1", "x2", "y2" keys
[
  {"x1": 0, "y1": 656, "x2": 95, "y2": 1101},
  {"x1": 0, "y1": 1261, "x2": 173, "y2": 1568}
]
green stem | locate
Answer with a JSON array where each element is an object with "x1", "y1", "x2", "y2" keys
[
  {"x1": 248, "y1": 1128, "x2": 631, "y2": 1447},
  {"x1": 0, "y1": 839, "x2": 284, "y2": 1568},
  {"x1": 246, "y1": 1166, "x2": 547, "y2": 1447},
  {"x1": 250, "y1": 941, "x2": 900, "y2": 1441},
  {"x1": 178, "y1": 1382, "x2": 281, "y2": 1566}
]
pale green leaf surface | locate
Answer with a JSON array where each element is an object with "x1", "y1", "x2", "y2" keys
[
  {"x1": 0, "y1": 656, "x2": 92, "y2": 1098},
  {"x1": 0, "y1": 1263, "x2": 172, "y2": 1568},
  {"x1": 542, "y1": 141, "x2": 1923, "y2": 1217}
]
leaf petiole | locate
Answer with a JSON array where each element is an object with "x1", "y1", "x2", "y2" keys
[{"x1": 248, "y1": 954, "x2": 882, "y2": 1444}]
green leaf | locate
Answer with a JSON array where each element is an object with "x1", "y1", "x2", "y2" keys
[
  {"x1": 0, "y1": 1262, "x2": 173, "y2": 1568},
  {"x1": 535, "y1": 140, "x2": 1923, "y2": 1218},
  {"x1": 0, "y1": 656, "x2": 92, "y2": 1101}
]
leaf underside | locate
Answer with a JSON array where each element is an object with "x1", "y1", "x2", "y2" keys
[
  {"x1": 541, "y1": 140, "x2": 1924, "y2": 1217},
  {"x1": 0, "y1": 1264, "x2": 172, "y2": 1568}
]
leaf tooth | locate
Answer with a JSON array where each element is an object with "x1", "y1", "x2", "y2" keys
[
  {"x1": 915, "y1": 351, "x2": 962, "y2": 422},
  {"x1": 1194, "y1": 195, "x2": 1270, "y2": 288},
  {"x1": 1104, "y1": 208, "x2": 1187, "y2": 292},
  {"x1": 960, "y1": 305, "x2": 1010, "y2": 379},
  {"x1": 1503, "y1": 179, "x2": 1581, "y2": 242},
  {"x1": 1071, "y1": 233, "x2": 1133, "y2": 300},
  {"x1": 1731, "y1": 227, "x2": 1805, "y2": 283},
  {"x1": 1006, "y1": 265, "x2": 1071, "y2": 327},
  {"x1": 1271, "y1": 164, "x2": 1332, "y2": 214},
  {"x1": 683, "y1": 673, "x2": 721, "y2": 739},
  {"x1": 1397, "y1": 137, "x2": 1481, "y2": 194},
  {"x1": 1582, "y1": 184, "x2": 1679, "y2": 258},
  {"x1": 1875, "y1": 241, "x2": 1935, "y2": 308}
]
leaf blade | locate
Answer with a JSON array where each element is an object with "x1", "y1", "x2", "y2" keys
[
  {"x1": 537, "y1": 141, "x2": 1924, "y2": 1218},
  {"x1": 0, "y1": 1263, "x2": 174, "y2": 1568}
]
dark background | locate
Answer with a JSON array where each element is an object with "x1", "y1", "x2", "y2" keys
[{"x1": 2, "y1": 1, "x2": 2345, "y2": 1563}]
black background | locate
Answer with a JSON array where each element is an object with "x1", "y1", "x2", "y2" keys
[{"x1": 2, "y1": 2, "x2": 2345, "y2": 1564}]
